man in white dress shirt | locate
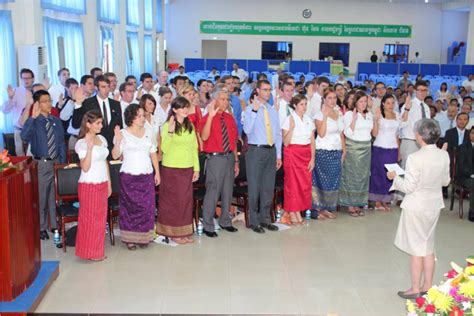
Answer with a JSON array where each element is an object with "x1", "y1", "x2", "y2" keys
[
  {"x1": 48, "y1": 67, "x2": 70, "y2": 108},
  {"x1": 462, "y1": 74, "x2": 474, "y2": 93},
  {"x1": 371, "y1": 82, "x2": 386, "y2": 114},
  {"x1": 276, "y1": 81, "x2": 295, "y2": 128},
  {"x1": 119, "y1": 82, "x2": 135, "y2": 124},
  {"x1": 399, "y1": 80, "x2": 431, "y2": 169},
  {"x1": 138, "y1": 73, "x2": 159, "y2": 103},
  {"x1": 436, "y1": 103, "x2": 457, "y2": 138},
  {"x1": 105, "y1": 72, "x2": 119, "y2": 100},
  {"x1": 231, "y1": 63, "x2": 248, "y2": 84},
  {"x1": 1, "y1": 68, "x2": 35, "y2": 156},
  {"x1": 153, "y1": 70, "x2": 169, "y2": 92},
  {"x1": 306, "y1": 76, "x2": 330, "y2": 119}
]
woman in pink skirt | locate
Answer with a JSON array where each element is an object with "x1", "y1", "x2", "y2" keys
[{"x1": 75, "y1": 110, "x2": 111, "y2": 261}]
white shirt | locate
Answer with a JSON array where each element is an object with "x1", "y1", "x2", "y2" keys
[
  {"x1": 435, "y1": 111, "x2": 453, "y2": 137},
  {"x1": 343, "y1": 111, "x2": 373, "y2": 142},
  {"x1": 307, "y1": 92, "x2": 322, "y2": 119},
  {"x1": 154, "y1": 104, "x2": 171, "y2": 129},
  {"x1": 231, "y1": 68, "x2": 248, "y2": 83},
  {"x1": 277, "y1": 99, "x2": 293, "y2": 128},
  {"x1": 457, "y1": 127, "x2": 466, "y2": 145},
  {"x1": 399, "y1": 98, "x2": 430, "y2": 140},
  {"x1": 373, "y1": 114, "x2": 400, "y2": 149},
  {"x1": 144, "y1": 115, "x2": 160, "y2": 147},
  {"x1": 120, "y1": 100, "x2": 130, "y2": 125},
  {"x1": 271, "y1": 74, "x2": 279, "y2": 90},
  {"x1": 48, "y1": 84, "x2": 66, "y2": 108},
  {"x1": 96, "y1": 95, "x2": 111, "y2": 125},
  {"x1": 314, "y1": 110, "x2": 344, "y2": 150},
  {"x1": 462, "y1": 79, "x2": 474, "y2": 92},
  {"x1": 281, "y1": 112, "x2": 314, "y2": 145},
  {"x1": 115, "y1": 128, "x2": 157, "y2": 175},
  {"x1": 59, "y1": 99, "x2": 75, "y2": 122},
  {"x1": 141, "y1": 89, "x2": 160, "y2": 104},
  {"x1": 75, "y1": 136, "x2": 109, "y2": 184},
  {"x1": 467, "y1": 117, "x2": 474, "y2": 130}
]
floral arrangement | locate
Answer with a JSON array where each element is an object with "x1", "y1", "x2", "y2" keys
[
  {"x1": 406, "y1": 256, "x2": 474, "y2": 316},
  {"x1": 0, "y1": 149, "x2": 13, "y2": 172}
]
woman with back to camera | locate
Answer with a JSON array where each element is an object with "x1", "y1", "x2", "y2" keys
[
  {"x1": 387, "y1": 119, "x2": 450, "y2": 299},
  {"x1": 112, "y1": 104, "x2": 160, "y2": 250}
]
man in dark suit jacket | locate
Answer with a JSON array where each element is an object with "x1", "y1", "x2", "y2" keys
[
  {"x1": 72, "y1": 75, "x2": 123, "y2": 158},
  {"x1": 457, "y1": 127, "x2": 474, "y2": 221},
  {"x1": 444, "y1": 112, "x2": 470, "y2": 152}
]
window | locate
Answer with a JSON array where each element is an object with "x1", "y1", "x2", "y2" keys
[
  {"x1": 156, "y1": 38, "x2": 160, "y2": 70},
  {"x1": 126, "y1": 0, "x2": 140, "y2": 27},
  {"x1": 319, "y1": 43, "x2": 350, "y2": 66},
  {"x1": 156, "y1": 0, "x2": 163, "y2": 33},
  {"x1": 144, "y1": 35, "x2": 153, "y2": 73},
  {"x1": 143, "y1": 0, "x2": 153, "y2": 30},
  {"x1": 41, "y1": 0, "x2": 86, "y2": 15},
  {"x1": 0, "y1": 10, "x2": 16, "y2": 146},
  {"x1": 100, "y1": 26, "x2": 114, "y2": 72},
  {"x1": 43, "y1": 17, "x2": 85, "y2": 83},
  {"x1": 126, "y1": 31, "x2": 141, "y2": 78},
  {"x1": 261, "y1": 41, "x2": 292, "y2": 60},
  {"x1": 0, "y1": 0, "x2": 15, "y2": 3},
  {"x1": 97, "y1": 0, "x2": 120, "y2": 24},
  {"x1": 384, "y1": 44, "x2": 409, "y2": 63}
]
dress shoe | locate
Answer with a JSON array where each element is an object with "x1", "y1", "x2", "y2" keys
[
  {"x1": 397, "y1": 291, "x2": 420, "y2": 299},
  {"x1": 468, "y1": 211, "x2": 474, "y2": 222},
  {"x1": 251, "y1": 225, "x2": 265, "y2": 234},
  {"x1": 219, "y1": 225, "x2": 238, "y2": 232},
  {"x1": 40, "y1": 230, "x2": 49, "y2": 240},
  {"x1": 203, "y1": 230, "x2": 218, "y2": 238},
  {"x1": 310, "y1": 210, "x2": 318, "y2": 220},
  {"x1": 260, "y1": 223, "x2": 279, "y2": 231}
]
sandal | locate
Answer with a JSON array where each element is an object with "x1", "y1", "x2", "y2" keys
[
  {"x1": 172, "y1": 238, "x2": 188, "y2": 245},
  {"x1": 321, "y1": 210, "x2": 336, "y2": 219},
  {"x1": 139, "y1": 244, "x2": 149, "y2": 249},
  {"x1": 357, "y1": 210, "x2": 365, "y2": 217},
  {"x1": 127, "y1": 243, "x2": 137, "y2": 250},
  {"x1": 185, "y1": 237, "x2": 194, "y2": 243},
  {"x1": 90, "y1": 256, "x2": 107, "y2": 262}
]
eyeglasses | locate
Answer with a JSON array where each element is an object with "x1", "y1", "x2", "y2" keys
[
  {"x1": 21, "y1": 76, "x2": 33, "y2": 80},
  {"x1": 259, "y1": 88, "x2": 271, "y2": 91},
  {"x1": 417, "y1": 89, "x2": 429, "y2": 92}
]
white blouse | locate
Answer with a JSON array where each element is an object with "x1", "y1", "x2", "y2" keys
[
  {"x1": 75, "y1": 135, "x2": 109, "y2": 184},
  {"x1": 373, "y1": 114, "x2": 400, "y2": 149},
  {"x1": 144, "y1": 114, "x2": 160, "y2": 147},
  {"x1": 115, "y1": 128, "x2": 157, "y2": 175},
  {"x1": 314, "y1": 110, "x2": 344, "y2": 150},
  {"x1": 343, "y1": 111, "x2": 374, "y2": 142},
  {"x1": 281, "y1": 112, "x2": 315, "y2": 145}
]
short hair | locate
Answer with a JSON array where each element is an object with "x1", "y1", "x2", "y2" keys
[
  {"x1": 140, "y1": 72, "x2": 153, "y2": 82},
  {"x1": 125, "y1": 75, "x2": 136, "y2": 82},
  {"x1": 415, "y1": 80, "x2": 428, "y2": 89},
  {"x1": 178, "y1": 84, "x2": 196, "y2": 97},
  {"x1": 257, "y1": 73, "x2": 267, "y2": 80},
  {"x1": 374, "y1": 82, "x2": 385, "y2": 90},
  {"x1": 94, "y1": 75, "x2": 110, "y2": 87},
  {"x1": 210, "y1": 83, "x2": 229, "y2": 100},
  {"x1": 32, "y1": 90, "x2": 50, "y2": 103},
  {"x1": 288, "y1": 94, "x2": 307, "y2": 110},
  {"x1": 197, "y1": 79, "x2": 207, "y2": 87},
  {"x1": 402, "y1": 71, "x2": 409, "y2": 75},
  {"x1": 90, "y1": 67, "x2": 102, "y2": 76},
  {"x1": 424, "y1": 96, "x2": 433, "y2": 102},
  {"x1": 220, "y1": 75, "x2": 232, "y2": 83},
  {"x1": 449, "y1": 98, "x2": 458, "y2": 105},
  {"x1": 178, "y1": 65, "x2": 185, "y2": 69},
  {"x1": 463, "y1": 96, "x2": 473, "y2": 102},
  {"x1": 415, "y1": 119, "x2": 441, "y2": 144},
  {"x1": 316, "y1": 76, "x2": 330, "y2": 85},
  {"x1": 256, "y1": 79, "x2": 271, "y2": 89},
  {"x1": 172, "y1": 75, "x2": 186, "y2": 85},
  {"x1": 20, "y1": 68, "x2": 34, "y2": 78},
  {"x1": 104, "y1": 72, "x2": 117, "y2": 80},
  {"x1": 80, "y1": 75, "x2": 94, "y2": 85},
  {"x1": 65, "y1": 78, "x2": 78, "y2": 88},
  {"x1": 457, "y1": 112, "x2": 469, "y2": 120},
  {"x1": 119, "y1": 82, "x2": 134, "y2": 93},
  {"x1": 231, "y1": 75, "x2": 240, "y2": 81},
  {"x1": 159, "y1": 86, "x2": 172, "y2": 97},
  {"x1": 57, "y1": 67, "x2": 69, "y2": 77},
  {"x1": 280, "y1": 80, "x2": 294, "y2": 91},
  {"x1": 233, "y1": 62, "x2": 239, "y2": 67},
  {"x1": 124, "y1": 103, "x2": 141, "y2": 127}
]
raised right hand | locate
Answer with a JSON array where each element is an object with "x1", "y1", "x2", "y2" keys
[
  {"x1": 31, "y1": 103, "x2": 41, "y2": 119},
  {"x1": 207, "y1": 100, "x2": 217, "y2": 117},
  {"x1": 85, "y1": 133, "x2": 94, "y2": 149},
  {"x1": 113, "y1": 125, "x2": 122, "y2": 142},
  {"x1": 168, "y1": 116, "x2": 176, "y2": 133},
  {"x1": 75, "y1": 88, "x2": 86, "y2": 105},
  {"x1": 404, "y1": 95, "x2": 412, "y2": 110},
  {"x1": 352, "y1": 108, "x2": 358, "y2": 122},
  {"x1": 7, "y1": 85, "x2": 14, "y2": 99},
  {"x1": 306, "y1": 85, "x2": 314, "y2": 99},
  {"x1": 252, "y1": 98, "x2": 261, "y2": 112}
]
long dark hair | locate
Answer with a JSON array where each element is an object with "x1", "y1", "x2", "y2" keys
[
  {"x1": 78, "y1": 110, "x2": 103, "y2": 139},
  {"x1": 139, "y1": 94, "x2": 157, "y2": 114},
  {"x1": 353, "y1": 90, "x2": 369, "y2": 114},
  {"x1": 380, "y1": 94, "x2": 395, "y2": 118},
  {"x1": 166, "y1": 96, "x2": 193, "y2": 135}
]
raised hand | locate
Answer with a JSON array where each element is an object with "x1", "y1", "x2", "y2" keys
[
  {"x1": 31, "y1": 102, "x2": 41, "y2": 119},
  {"x1": 352, "y1": 108, "x2": 358, "y2": 122},
  {"x1": 321, "y1": 104, "x2": 331, "y2": 117},
  {"x1": 7, "y1": 85, "x2": 14, "y2": 99},
  {"x1": 274, "y1": 93, "x2": 280, "y2": 112},
  {"x1": 113, "y1": 125, "x2": 122, "y2": 142},
  {"x1": 404, "y1": 95, "x2": 412, "y2": 110},
  {"x1": 367, "y1": 96, "x2": 373, "y2": 109},
  {"x1": 168, "y1": 116, "x2": 176, "y2": 133},
  {"x1": 85, "y1": 133, "x2": 94, "y2": 150},
  {"x1": 57, "y1": 93, "x2": 65, "y2": 109},
  {"x1": 42, "y1": 77, "x2": 51, "y2": 90},
  {"x1": 207, "y1": 100, "x2": 217, "y2": 117},
  {"x1": 75, "y1": 88, "x2": 86, "y2": 105},
  {"x1": 136, "y1": 87, "x2": 143, "y2": 101},
  {"x1": 113, "y1": 91, "x2": 121, "y2": 101},
  {"x1": 252, "y1": 98, "x2": 261, "y2": 112},
  {"x1": 306, "y1": 84, "x2": 314, "y2": 99},
  {"x1": 374, "y1": 106, "x2": 382, "y2": 121}
]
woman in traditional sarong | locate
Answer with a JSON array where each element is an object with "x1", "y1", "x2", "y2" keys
[
  {"x1": 156, "y1": 97, "x2": 200, "y2": 244},
  {"x1": 282, "y1": 94, "x2": 315, "y2": 225},
  {"x1": 112, "y1": 104, "x2": 160, "y2": 250},
  {"x1": 369, "y1": 94, "x2": 400, "y2": 211},
  {"x1": 339, "y1": 90, "x2": 374, "y2": 217},
  {"x1": 75, "y1": 110, "x2": 111, "y2": 261},
  {"x1": 312, "y1": 88, "x2": 345, "y2": 219}
]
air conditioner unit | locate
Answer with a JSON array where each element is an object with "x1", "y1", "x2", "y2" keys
[{"x1": 17, "y1": 45, "x2": 48, "y2": 82}]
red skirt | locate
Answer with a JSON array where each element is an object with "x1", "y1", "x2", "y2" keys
[
  {"x1": 283, "y1": 144, "x2": 312, "y2": 212},
  {"x1": 76, "y1": 182, "x2": 108, "y2": 260}
]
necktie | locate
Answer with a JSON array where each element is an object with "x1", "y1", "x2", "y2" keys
[
  {"x1": 420, "y1": 102, "x2": 426, "y2": 119},
  {"x1": 221, "y1": 114, "x2": 230, "y2": 153},
  {"x1": 46, "y1": 119, "x2": 58, "y2": 160},
  {"x1": 449, "y1": 119, "x2": 454, "y2": 129},
  {"x1": 102, "y1": 101, "x2": 109, "y2": 127},
  {"x1": 263, "y1": 106, "x2": 274, "y2": 146}
]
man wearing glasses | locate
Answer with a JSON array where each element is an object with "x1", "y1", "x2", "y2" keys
[{"x1": 399, "y1": 80, "x2": 431, "y2": 169}]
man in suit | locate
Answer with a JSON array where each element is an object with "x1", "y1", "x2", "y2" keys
[
  {"x1": 444, "y1": 112, "x2": 470, "y2": 152},
  {"x1": 72, "y1": 75, "x2": 123, "y2": 158},
  {"x1": 457, "y1": 127, "x2": 474, "y2": 222}
]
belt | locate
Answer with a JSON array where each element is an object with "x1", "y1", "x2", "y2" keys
[
  {"x1": 205, "y1": 152, "x2": 232, "y2": 156},
  {"x1": 34, "y1": 156, "x2": 53, "y2": 161},
  {"x1": 401, "y1": 138, "x2": 416, "y2": 141},
  {"x1": 248, "y1": 144, "x2": 275, "y2": 149}
]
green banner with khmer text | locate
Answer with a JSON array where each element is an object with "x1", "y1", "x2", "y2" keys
[{"x1": 200, "y1": 21, "x2": 412, "y2": 38}]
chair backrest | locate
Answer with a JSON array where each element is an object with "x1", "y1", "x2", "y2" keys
[
  {"x1": 54, "y1": 163, "x2": 81, "y2": 201},
  {"x1": 2, "y1": 133, "x2": 16, "y2": 156},
  {"x1": 109, "y1": 161, "x2": 122, "y2": 195},
  {"x1": 193, "y1": 154, "x2": 207, "y2": 188},
  {"x1": 67, "y1": 150, "x2": 80, "y2": 164},
  {"x1": 235, "y1": 153, "x2": 247, "y2": 184}
]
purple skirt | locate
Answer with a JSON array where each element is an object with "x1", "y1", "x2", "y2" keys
[
  {"x1": 119, "y1": 172, "x2": 156, "y2": 244},
  {"x1": 369, "y1": 146, "x2": 398, "y2": 203}
]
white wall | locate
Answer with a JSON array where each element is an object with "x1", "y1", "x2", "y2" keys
[
  {"x1": 165, "y1": 0, "x2": 468, "y2": 73},
  {"x1": 0, "y1": 0, "x2": 165, "y2": 85},
  {"x1": 440, "y1": 11, "x2": 469, "y2": 64}
]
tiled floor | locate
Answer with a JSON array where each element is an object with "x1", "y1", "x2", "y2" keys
[{"x1": 35, "y1": 202, "x2": 473, "y2": 315}]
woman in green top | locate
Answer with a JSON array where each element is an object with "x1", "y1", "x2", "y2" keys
[{"x1": 156, "y1": 97, "x2": 200, "y2": 244}]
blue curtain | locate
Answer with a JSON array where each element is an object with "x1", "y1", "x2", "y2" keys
[
  {"x1": 0, "y1": 0, "x2": 14, "y2": 3},
  {"x1": 100, "y1": 26, "x2": 114, "y2": 71},
  {"x1": 0, "y1": 10, "x2": 16, "y2": 147},
  {"x1": 97, "y1": 0, "x2": 120, "y2": 24},
  {"x1": 143, "y1": 0, "x2": 152, "y2": 30},
  {"x1": 43, "y1": 17, "x2": 85, "y2": 84},
  {"x1": 41, "y1": 0, "x2": 86, "y2": 15},
  {"x1": 126, "y1": 31, "x2": 141, "y2": 78},
  {"x1": 126, "y1": 0, "x2": 140, "y2": 27},
  {"x1": 156, "y1": 0, "x2": 162, "y2": 33},
  {"x1": 144, "y1": 35, "x2": 153, "y2": 73}
]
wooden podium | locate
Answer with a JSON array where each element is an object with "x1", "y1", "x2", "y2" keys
[{"x1": 0, "y1": 157, "x2": 41, "y2": 301}]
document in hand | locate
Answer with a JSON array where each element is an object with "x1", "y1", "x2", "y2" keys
[{"x1": 385, "y1": 163, "x2": 405, "y2": 176}]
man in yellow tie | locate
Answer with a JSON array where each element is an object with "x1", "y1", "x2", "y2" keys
[{"x1": 243, "y1": 80, "x2": 282, "y2": 234}]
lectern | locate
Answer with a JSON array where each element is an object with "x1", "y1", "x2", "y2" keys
[{"x1": 0, "y1": 157, "x2": 40, "y2": 301}]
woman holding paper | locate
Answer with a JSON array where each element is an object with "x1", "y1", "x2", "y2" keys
[
  {"x1": 387, "y1": 119, "x2": 450, "y2": 300},
  {"x1": 369, "y1": 94, "x2": 400, "y2": 211}
]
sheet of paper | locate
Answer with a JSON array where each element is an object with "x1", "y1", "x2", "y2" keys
[{"x1": 384, "y1": 163, "x2": 405, "y2": 176}]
